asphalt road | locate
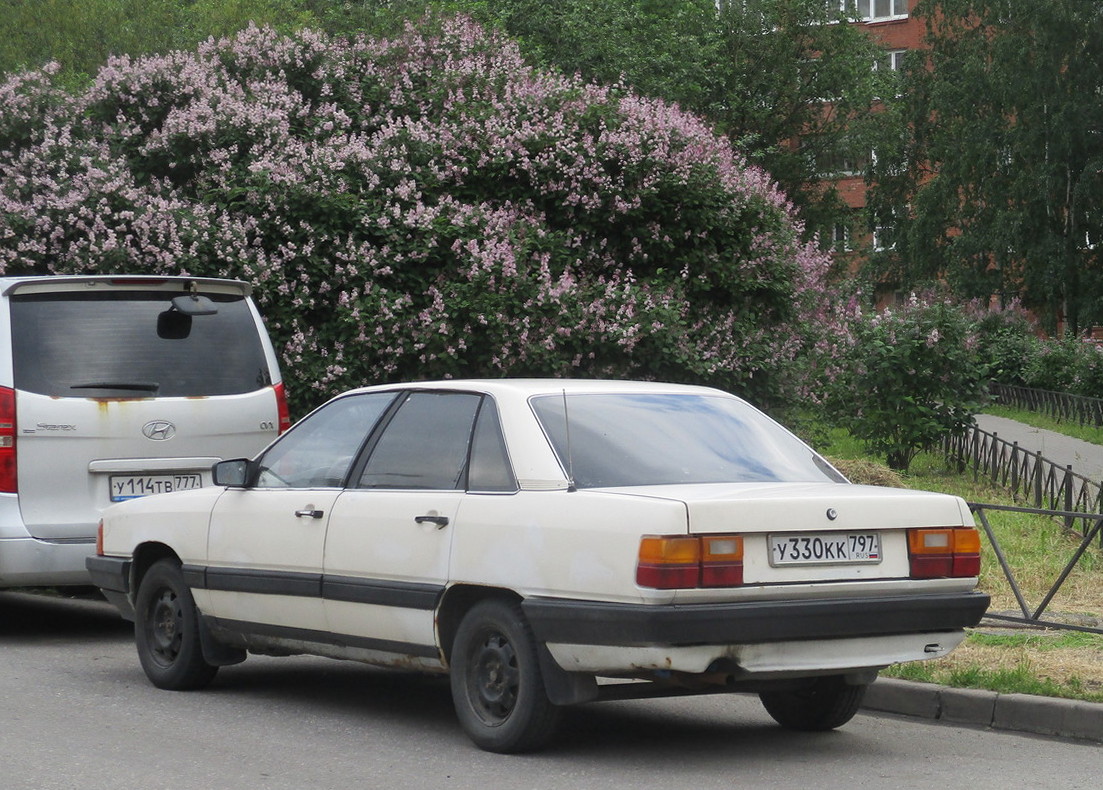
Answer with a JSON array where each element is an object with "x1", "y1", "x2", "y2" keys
[{"x1": 1, "y1": 590, "x2": 1099, "y2": 790}]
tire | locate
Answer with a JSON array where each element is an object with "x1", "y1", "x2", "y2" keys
[
  {"x1": 134, "y1": 558, "x2": 218, "y2": 691},
  {"x1": 449, "y1": 599, "x2": 561, "y2": 753},
  {"x1": 759, "y1": 675, "x2": 868, "y2": 732}
]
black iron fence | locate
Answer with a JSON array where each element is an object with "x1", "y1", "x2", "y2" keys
[
  {"x1": 970, "y1": 502, "x2": 1103, "y2": 635},
  {"x1": 990, "y1": 382, "x2": 1103, "y2": 427},
  {"x1": 942, "y1": 423, "x2": 1103, "y2": 545}
]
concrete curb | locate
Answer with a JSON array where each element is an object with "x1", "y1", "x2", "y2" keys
[{"x1": 863, "y1": 677, "x2": 1103, "y2": 743}]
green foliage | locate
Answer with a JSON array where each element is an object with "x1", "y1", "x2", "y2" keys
[
  {"x1": 0, "y1": 0, "x2": 317, "y2": 86},
  {"x1": 832, "y1": 295, "x2": 989, "y2": 471},
  {"x1": 376, "y1": 0, "x2": 897, "y2": 244},
  {"x1": 872, "y1": 0, "x2": 1103, "y2": 332}
]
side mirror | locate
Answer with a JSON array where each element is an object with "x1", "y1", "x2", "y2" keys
[{"x1": 213, "y1": 458, "x2": 255, "y2": 488}]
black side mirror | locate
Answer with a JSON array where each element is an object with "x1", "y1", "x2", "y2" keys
[{"x1": 213, "y1": 458, "x2": 255, "y2": 488}]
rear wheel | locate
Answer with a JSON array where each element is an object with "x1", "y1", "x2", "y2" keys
[
  {"x1": 134, "y1": 559, "x2": 218, "y2": 690},
  {"x1": 759, "y1": 675, "x2": 868, "y2": 731},
  {"x1": 449, "y1": 599, "x2": 561, "y2": 753}
]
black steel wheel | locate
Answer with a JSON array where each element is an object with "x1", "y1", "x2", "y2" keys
[
  {"x1": 449, "y1": 599, "x2": 561, "y2": 753},
  {"x1": 759, "y1": 675, "x2": 868, "y2": 731},
  {"x1": 134, "y1": 558, "x2": 218, "y2": 691}
]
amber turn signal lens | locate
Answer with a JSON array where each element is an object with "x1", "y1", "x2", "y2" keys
[{"x1": 907, "y1": 527, "x2": 981, "y2": 578}]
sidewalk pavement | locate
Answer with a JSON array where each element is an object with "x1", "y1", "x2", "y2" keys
[
  {"x1": 858, "y1": 413, "x2": 1103, "y2": 744},
  {"x1": 973, "y1": 413, "x2": 1103, "y2": 484}
]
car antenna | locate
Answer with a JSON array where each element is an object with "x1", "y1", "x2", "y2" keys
[{"x1": 562, "y1": 388, "x2": 576, "y2": 493}]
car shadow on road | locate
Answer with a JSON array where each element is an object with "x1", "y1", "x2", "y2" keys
[
  {"x1": 0, "y1": 589, "x2": 132, "y2": 641},
  {"x1": 191, "y1": 656, "x2": 871, "y2": 758}
]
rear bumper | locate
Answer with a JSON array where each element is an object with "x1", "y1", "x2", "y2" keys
[
  {"x1": 522, "y1": 590, "x2": 991, "y2": 647},
  {"x1": 0, "y1": 535, "x2": 96, "y2": 587},
  {"x1": 86, "y1": 555, "x2": 135, "y2": 620}
]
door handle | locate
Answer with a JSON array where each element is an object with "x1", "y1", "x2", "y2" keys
[
  {"x1": 414, "y1": 515, "x2": 449, "y2": 529},
  {"x1": 295, "y1": 508, "x2": 324, "y2": 519}
]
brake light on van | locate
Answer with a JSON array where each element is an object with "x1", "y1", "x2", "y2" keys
[
  {"x1": 907, "y1": 527, "x2": 981, "y2": 578},
  {"x1": 0, "y1": 386, "x2": 16, "y2": 493},
  {"x1": 274, "y1": 382, "x2": 291, "y2": 433},
  {"x1": 636, "y1": 535, "x2": 744, "y2": 589}
]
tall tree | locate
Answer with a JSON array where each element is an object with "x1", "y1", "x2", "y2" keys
[{"x1": 871, "y1": 0, "x2": 1103, "y2": 332}]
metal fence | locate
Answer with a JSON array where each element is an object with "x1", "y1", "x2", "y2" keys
[
  {"x1": 970, "y1": 502, "x2": 1103, "y2": 635},
  {"x1": 990, "y1": 382, "x2": 1103, "y2": 427},
  {"x1": 942, "y1": 423, "x2": 1103, "y2": 545}
]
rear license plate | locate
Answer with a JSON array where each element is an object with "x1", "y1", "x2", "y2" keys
[
  {"x1": 769, "y1": 532, "x2": 881, "y2": 566},
  {"x1": 110, "y1": 474, "x2": 203, "y2": 501}
]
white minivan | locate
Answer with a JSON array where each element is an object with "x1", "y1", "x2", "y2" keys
[{"x1": 0, "y1": 275, "x2": 289, "y2": 588}]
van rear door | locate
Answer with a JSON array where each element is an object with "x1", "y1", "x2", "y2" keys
[{"x1": 6, "y1": 277, "x2": 282, "y2": 542}]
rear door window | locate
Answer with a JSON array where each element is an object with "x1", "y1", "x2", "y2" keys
[{"x1": 10, "y1": 291, "x2": 272, "y2": 397}]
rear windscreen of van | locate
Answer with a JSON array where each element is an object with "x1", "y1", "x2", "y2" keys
[{"x1": 10, "y1": 291, "x2": 273, "y2": 398}]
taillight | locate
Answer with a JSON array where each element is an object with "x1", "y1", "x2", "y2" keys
[
  {"x1": 0, "y1": 386, "x2": 16, "y2": 493},
  {"x1": 908, "y1": 527, "x2": 981, "y2": 578},
  {"x1": 637, "y1": 535, "x2": 744, "y2": 589},
  {"x1": 273, "y1": 382, "x2": 292, "y2": 433},
  {"x1": 96, "y1": 520, "x2": 104, "y2": 556}
]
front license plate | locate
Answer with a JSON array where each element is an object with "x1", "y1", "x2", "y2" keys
[
  {"x1": 110, "y1": 474, "x2": 203, "y2": 501},
  {"x1": 769, "y1": 532, "x2": 882, "y2": 566}
]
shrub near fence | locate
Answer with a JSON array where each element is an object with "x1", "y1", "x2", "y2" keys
[{"x1": 990, "y1": 382, "x2": 1103, "y2": 427}]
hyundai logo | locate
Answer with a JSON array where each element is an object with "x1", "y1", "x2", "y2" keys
[{"x1": 142, "y1": 421, "x2": 176, "y2": 441}]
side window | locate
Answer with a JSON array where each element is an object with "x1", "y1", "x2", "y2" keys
[
  {"x1": 468, "y1": 400, "x2": 518, "y2": 492},
  {"x1": 358, "y1": 391, "x2": 481, "y2": 490},
  {"x1": 256, "y1": 393, "x2": 396, "y2": 488}
]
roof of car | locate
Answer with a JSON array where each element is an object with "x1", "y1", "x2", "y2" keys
[{"x1": 344, "y1": 379, "x2": 736, "y2": 400}]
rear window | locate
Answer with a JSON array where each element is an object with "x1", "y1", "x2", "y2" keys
[
  {"x1": 10, "y1": 291, "x2": 272, "y2": 397},
  {"x1": 530, "y1": 393, "x2": 845, "y2": 488}
]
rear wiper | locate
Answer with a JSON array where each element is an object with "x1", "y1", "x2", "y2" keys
[{"x1": 70, "y1": 382, "x2": 160, "y2": 392}]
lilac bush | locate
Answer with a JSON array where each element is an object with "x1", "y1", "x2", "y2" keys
[{"x1": 0, "y1": 17, "x2": 840, "y2": 413}]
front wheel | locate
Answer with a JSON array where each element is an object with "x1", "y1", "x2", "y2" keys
[
  {"x1": 759, "y1": 675, "x2": 868, "y2": 731},
  {"x1": 134, "y1": 558, "x2": 218, "y2": 690},
  {"x1": 449, "y1": 599, "x2": 561, "y2": 753}
]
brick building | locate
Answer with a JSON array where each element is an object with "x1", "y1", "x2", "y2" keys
[{"x1": 829, "y1": 1, "x2": 926, "y2": 262}]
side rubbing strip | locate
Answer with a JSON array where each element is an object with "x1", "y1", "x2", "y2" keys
[{"x1": 202, "y1": 567, "x2": 322, "y2": 598}]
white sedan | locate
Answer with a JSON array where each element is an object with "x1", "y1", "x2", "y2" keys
[{"x1": 88, "y1": 379, "x2": 990, "y2": 752}]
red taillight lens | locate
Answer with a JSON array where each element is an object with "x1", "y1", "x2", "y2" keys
[
  {"x1": 637, "y1": 536, "x2": 700, "y2": 589},
  {"x1": 273, "y1": 382, "x2": 292, "y2": 433},
  {"x1": 96, "y1": 520, "x2": 104, "y2": 556},
  {"x1": 0, "y1": 386, "x2": 16, "y2": 493},
  {"x1": 908, "y1": 527, "x2": 981, "y2": 578},
  {"x1": 637, "y1": 535, "x2": 744, "y2": 589}
]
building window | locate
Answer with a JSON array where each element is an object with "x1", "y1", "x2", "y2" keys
[
  {"x1": 832, "y1": 223, "x2": 852, "y2": 252},
  {"x1": 874, "y1": 49, "x2": 908, "y2": 72},
  {"x1": 872, "y1": 222, "x2": 896, "y2": 252},
  {"x1": 840, "y1": 0, "x2": 909, "y2": 23}
]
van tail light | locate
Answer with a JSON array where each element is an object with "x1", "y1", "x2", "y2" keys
[
  {"x1": 637, "y1": 535, "x2": 744, "y2": 589},
  {"x1": 96, "y1": 520, "x2": 104, "y2": 556},
  {"x1": 908, "y1": 527, "x2": 981, "y2": 578},
  {"x1": 273, "y1": 382, "x2": 292, "y2": 433},
  {"x1": 0, "y1": 386, "x2": 16, "y2": 494}
]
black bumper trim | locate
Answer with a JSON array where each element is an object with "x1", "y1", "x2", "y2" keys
[
  {"x1": 522, "y1": 591, "x2": 991, "y2": 647},
  {"x1": 86, "y1": 555, "x2": 130, "y2": 594}
]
